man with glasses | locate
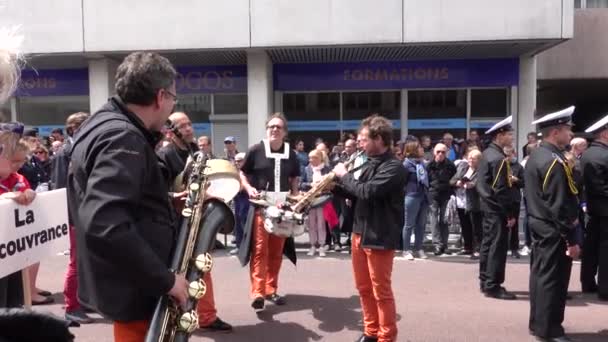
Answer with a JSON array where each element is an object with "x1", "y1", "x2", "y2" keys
[
  {"x1": 197, "y1": 136, "x2": 215, "y2": 159},
  {"x1": 427, "y1": 143, "x2": 457, "y2": 256},
  {"x1": 67, "y1": 52, "x2": 189, "y2": 341},
  {"x1": 238, "y1": 113, "x2": 300, "y2": 313},
  {"x1": 477, "y1": 116, "x2": 517, "y2": 300}
]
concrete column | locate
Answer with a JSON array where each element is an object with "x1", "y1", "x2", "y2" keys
[
  {"x1": 516, "y1": 56, "x2": 537, "y2": 157},
  {"x1": 88, "y1": 58, "x2": 118, "y2": 113},
  {"x1": 247, "y1": 50, "x2": 273, "y2": 146}
]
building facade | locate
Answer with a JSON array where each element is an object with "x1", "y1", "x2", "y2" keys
[
  {"x1": 0, "y1": 0, "x2": 574, "y2": 155},
  {"x1": 538, "y1": 1, "x2": 608, "y2": 131}
]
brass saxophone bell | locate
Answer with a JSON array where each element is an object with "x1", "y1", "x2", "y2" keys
[
  {"x1": 182, "y1": 208, "x2": 193, "y2": 217},
  {"x1": 194, "y1": 253, "x2": 213, "y2": 273},
  {"x1": 187, "y1": 279, "x2": 207, "y2": 299},
  {"x1": 178, "y1": 311, "x2": 199, "y2": 333}
]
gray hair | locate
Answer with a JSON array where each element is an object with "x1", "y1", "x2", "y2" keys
[
  {"x1": 0, "y1": 27, "x2": 24, "y2": 104},
  {"x1": 115, "y1": 52, "x2": 177, "y2": 106}
]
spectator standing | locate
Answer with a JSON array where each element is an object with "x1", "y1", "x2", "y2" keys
[
  {"x1": 401, "y1": 140, "x2": 430, "y2": 260},
  {"x1": 427, "y1": 143, "x2": 457, "y2": 255}
]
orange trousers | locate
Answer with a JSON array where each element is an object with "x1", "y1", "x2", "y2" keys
[
  {"x1": 351, "y1": 234, "x2": 397, "y2": 342},
  {"x1": 113, "y1": 320, "x2": 149, "y2": 342},
  {"x1": 250, "y1": 210, "x2": 286, "y2": 299},
  {"x1": 196, "y1": 271, "x2": 217, "y2": 326}
]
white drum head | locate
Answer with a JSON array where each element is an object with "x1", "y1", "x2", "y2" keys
[{"x1": 206, "y1": 176, "x2": 240, "y2": 202}]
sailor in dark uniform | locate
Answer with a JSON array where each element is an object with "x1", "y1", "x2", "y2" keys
[
  {"x1": 580, "y1": 113, "x2": 608, "y2": 300},
  {"x1": 524, "y1": 106, "x2": 580, "y2": 342},
  {"x1": 476, "y1": 116, "x2": 517, "y2": 300}
]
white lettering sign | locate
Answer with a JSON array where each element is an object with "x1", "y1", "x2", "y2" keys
[{"x1": 0, "y1": 189, "x2": 69, "y2": 278}]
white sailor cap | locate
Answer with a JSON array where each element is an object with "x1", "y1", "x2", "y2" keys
[
  {"x1": 584, "y1": 114, "x2": 608, "y2": 134},
  {"x1": 485, "y1": 116, "x2": 513, "y2": 135},
  {"x1": 532, "y1": 106, "x2": 575, "y2": 129}
]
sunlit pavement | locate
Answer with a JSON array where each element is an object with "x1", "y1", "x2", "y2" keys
[{"x1": 35, "y1": 244, "x2": 607, "y2": 342}]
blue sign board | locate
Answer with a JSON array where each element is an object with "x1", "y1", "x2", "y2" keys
[
  {"x1": 16, "y1": 69, "x2": 89, "y2": 97},
  {"x1": 192, "y1": 123, "x2": 212, "y2": 137},
  {"x1": 274, "y1": 59, "x2": 519, "y2": 91},
  {"x1": 16, "y1": 65, "x2": 248, "y2": 97},
  {"x1": 176, "y1": 65, "x2": 247, "y2": 94}
]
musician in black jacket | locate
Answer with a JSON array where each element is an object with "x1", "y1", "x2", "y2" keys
[
  {"x1": 580, "y1": 113, "x2": 608, "y2": 300},
  {"x1": 333, "y1": 115, "x2": 407, "y2": 342},
  {"x1": 476, "y1": 116, "x2": 517, "y2": 300},
  {"x1": 525, "y1": 107, "x2": 580, "y2": 342},
  {"x1": 67, "y1": 52, "x2": 188, "y2": 341}
]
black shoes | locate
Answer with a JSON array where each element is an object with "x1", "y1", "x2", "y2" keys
[
  {"x1": 581, "y1": 283, "x2": 598, "y2": 293},
  {"x1": 265, "y1": 293, "x2": 286, "y2": 305},
  {"x1": 200, "y1": 317, "x2": 233, "y2": 332},
  {"x1": 433, "y1": 247, "x2": 444, "y2": 256},
  {"x1": 355, "y1": 334, "x2": 378, "y2": 342},
  {"x1": 251, "y1": 297, "x2": 265, "y2": 313},
  {"x1": 484, "y1": 287, "x2": 517, "y2": 300},
  {"x1": 65, "y1": 308, "x2": 93, "y2": 324},
  {"x1": 511, "y1": 250, "x2": 521, "y2": 259},
  {"x1": 534, "y1": 335, "x2": 572, "y2": 342}
]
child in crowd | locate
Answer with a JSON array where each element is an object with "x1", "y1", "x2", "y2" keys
[{"x1": 0, "y1": 123, "x2": 37, "y2": 308}]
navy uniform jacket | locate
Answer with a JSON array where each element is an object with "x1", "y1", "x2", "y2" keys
[
  {"x1": 476, "y1": 142, "x2": 513, "y2": 216},
  {"x1": 524, "y1": 142, "x2": 579, "y2": 244},
  {"x1": 580, "y1": 140, "x2": 608, "y2": 217}
]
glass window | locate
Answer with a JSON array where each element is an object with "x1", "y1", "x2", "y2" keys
[
  {"x1": 214, "y1": 94, "x2": 247, "y2": 114},
  {"x1": 407, "y1": 90, "x2": 467, "y2": 141},
  {"x1": 408, "y1": 90, "x2": 466, "y2": 119},
  {"x1": 471, "y1": 89, "x2": 508, "y2": 118},
  {"x1": 283, "y1": 92, "x2": 340, "y2": 120},
  {"x1": 17, "y1": 96, "x2": 89, "y2": 126},
  {"x1": 342, "y1": 91, "x2": 400, "y2": 120},
  {"x1": 587, "y1": 0, "x2": 608, "y2": 8},
  {"x1": 173, "y1": 94, "x2": 211, "y2": 123},
  {"x1": 575, "y1": 0, "x2": 582, "y2": 8}
]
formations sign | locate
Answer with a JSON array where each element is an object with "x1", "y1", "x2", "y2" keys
[{"x1": 0, "y1": 189, "x2": 69, "y2": 278}]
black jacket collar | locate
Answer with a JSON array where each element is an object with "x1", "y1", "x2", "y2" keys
[{"x1": 108, "y1": 96, "x2": 164, "y2": 147}]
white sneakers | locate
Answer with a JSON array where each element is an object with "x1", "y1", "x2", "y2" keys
[
  {"x1": 401, "y1": 250, "x2": 428, "y2": 260},
  {"x1": 307, "y1": 245, "x2": 327, "y2": 257}
]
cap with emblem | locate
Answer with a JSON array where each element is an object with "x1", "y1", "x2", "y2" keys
[
  {"x1": 485, "y1": 116, "x2": 513, "y2": 135},
  {"x1": 532, "y1": 106, "x2": 575, "y2": 129},
  {"x1": 584, "y1": 113, "x2": 608, "y2": 134},
  {"x1": 224, "y1": 136, "x2": 236, "y2": 143}
]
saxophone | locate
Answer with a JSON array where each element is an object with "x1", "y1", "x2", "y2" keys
[
  {"x1": 289, "y1": 151, "x2": 363, "y2": 214},
  {"x1": 145, "y1": 153, "x2": 235, "y2": 342}
]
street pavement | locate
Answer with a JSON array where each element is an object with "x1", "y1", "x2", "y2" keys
[{"x1": 35, "y1": 245, "x2": 607, "y2": 342}]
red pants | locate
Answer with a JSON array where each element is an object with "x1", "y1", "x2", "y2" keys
[
  {"x1": 63, "y1": 227, "x2": 79, "y2": 311},
  {"x1": 113, "y1": 320, "x2": 149, "y2": 342},
  {"x1": 195, "y1": 272, "x2": 217, "y2": 326},
  {"x1": 351, "y1": 234, "x2": 397, "y2": 342},
  {"x1": 250, "y1": 210, "x2": 286, "y2": 299}
]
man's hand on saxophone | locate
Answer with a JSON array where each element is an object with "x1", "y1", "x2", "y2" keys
[{"x1": 168, "y1": 274, "x2": 189, "y2": 309}]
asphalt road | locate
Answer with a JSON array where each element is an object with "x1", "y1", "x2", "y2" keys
[{"x1": 35, "y1": 246, "x2": 607, "y2": 342}]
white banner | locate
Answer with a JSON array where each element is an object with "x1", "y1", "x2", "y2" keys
[{"x1": 0, "y1": 189, "x2": 69, "y2": 278}]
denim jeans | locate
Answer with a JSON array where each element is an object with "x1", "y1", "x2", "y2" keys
[
  {"x1": 430, "y1": 198, "x2": 450, "y2": 250},
  {"x1": 402, "y1": 193, "x2": 429, "y2": 252}
]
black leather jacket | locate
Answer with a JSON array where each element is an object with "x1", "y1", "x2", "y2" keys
[
  {"x1": 335, "y1": 151, "x2": 407, "y2": 250},
  {"x1": 67, "y1": 97, "x2": 176, "y2": 321}
]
